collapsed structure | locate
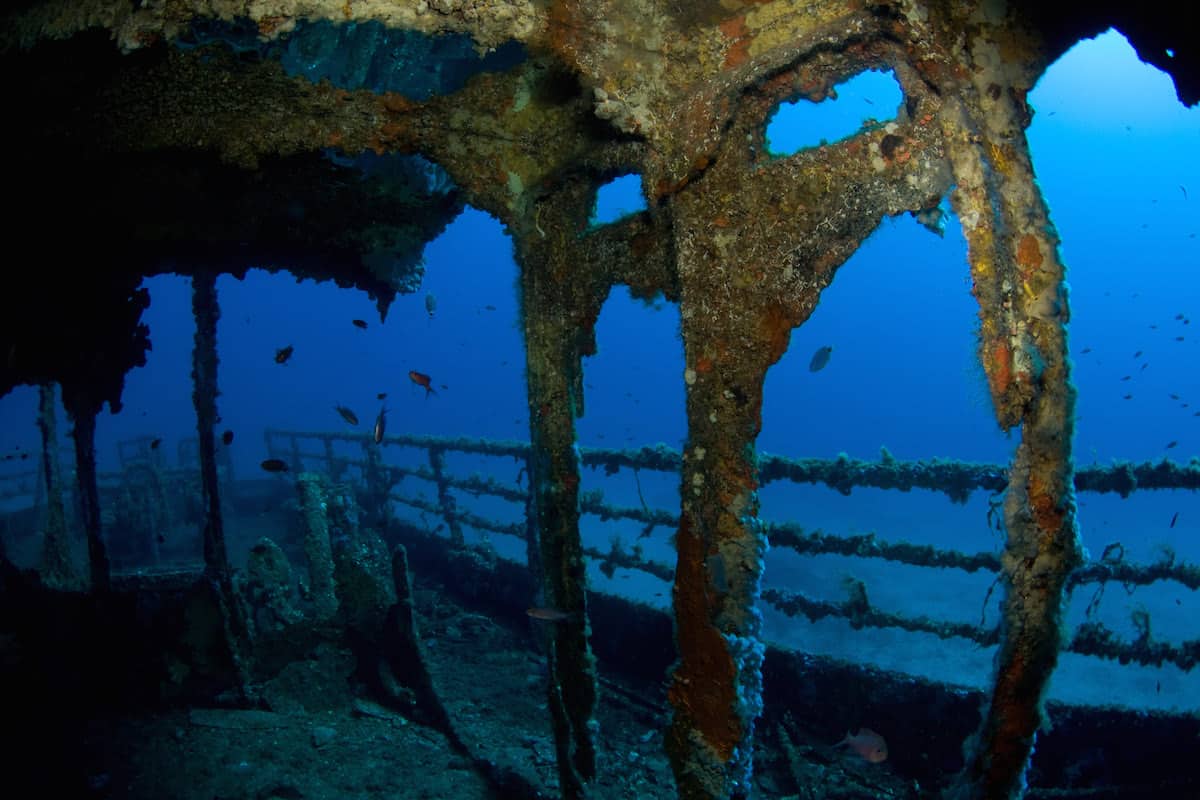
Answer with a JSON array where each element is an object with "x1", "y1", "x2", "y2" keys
[{"x1": 1, "y1": 3, "x2": 1196, "y2": 799}]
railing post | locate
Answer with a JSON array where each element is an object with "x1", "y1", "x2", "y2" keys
[
  {"x1": 324, "y1": 436, "x2": 339, "y2": 482},
  {"x1": 428, "y1": 446, "x2": 463, "y2": 545}
]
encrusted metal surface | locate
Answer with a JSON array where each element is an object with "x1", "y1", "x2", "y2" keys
[{"x1": 2, "y1": 2, "x2": 1197, "y2": 799}]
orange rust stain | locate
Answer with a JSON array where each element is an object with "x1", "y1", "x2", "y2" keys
[
  {"x1": 1016, "y1": 233, "x2": 1042, "y2": 273},
  {"x1": 668, "y1": 515, "x2": 741, "y2": 761},
  {"x1": 696, "y1": 355, "x2": 714, "y2": 374},
  {"x1": 381, "y1": 94, "x2": 414, "y2": 114},
  {"x1": 257, "y1": 16, "x2": 287, "y2": 36},
  {"x1": 545, "y1": 2, "x2": 586, "y2": 64},
  {"x1": 326, "y1": 131, "x2": 344, "y2": 148},
  {"x1": 987, "y1": 340, "x2": 1013, "y2": 400},
  {"x1": 759, "y1": 302, "x2": 796, "y2": 365},
  {"x1": 1028, "y1": 473, "x2": 1065, "y2": 533},
  {"x1": 720, "y1": 16, "x2": 752, "y2": 69}
]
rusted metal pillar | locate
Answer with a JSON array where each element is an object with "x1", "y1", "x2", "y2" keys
[
  {"x1": 665, "y1": 203, "x2": 774, "y2": 800},
  {"x1": 517, "y1": 188, "x2": 604, "y2": 800},
  {"x1": 941, "y1": 64, "x2": 1082, "y2": 800},
  {"x1": 191, "y1": 272, "x2": 252, "y2": 681},
  {"x1": 191, "y1": 271, "x2": 231, "y2": 579},
  {"x1": 37, "y1": 382, "x2": 78, "y2": 589},
  {"x1": 64, "y1": 399, "x2": 108, "y2": 593}
]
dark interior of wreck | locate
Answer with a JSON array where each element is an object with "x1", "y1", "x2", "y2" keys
[{"x1": 1, "y1": 2, "x2": 1198, "y2": 799}]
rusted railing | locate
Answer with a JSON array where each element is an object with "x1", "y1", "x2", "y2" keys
[{"x1": 263, "y1": 428, "x2": 1200, "y2": 674}]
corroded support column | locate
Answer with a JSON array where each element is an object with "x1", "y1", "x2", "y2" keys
[
  {"x1": 191, "y1": 272, "x2": 230, "y2": 578},
  {"x1": 518, "y1": 188, "x2": 604, "y2": 800},
  {"x1": 665, "y1": 212, "x2": 775, "y2": 800},
  {"x1": 37, "y1": 382, "x2": 78, "y2": 589},
  {"x1": 192, "y1": 272, "x2": 252, "y2": 680},
  {"x1": 941, "y1": 64, "x2": 1082, "y2": 800},
  {"x1": 65, "y1": 400, "x2": 108, "y2": 593}
]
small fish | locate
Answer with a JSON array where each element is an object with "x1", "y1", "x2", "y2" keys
[
  {"x1": 1166, "y1": 440, "x2": 1178, "y2": 449},
  {"x1": 1121, "y1": 375, "x2": 1131, "y2": 381},
  {"x1": 1081, "y1": 347, "x2": 1092, "y2": 354},
  {"x1": 1170, "y1": 394, "x2": 1181, "y2": 400},
  {"x1": 222, "y1": 430, "x2": 234, "y2": 446},
  {"x1": 335, "y1": 405, "x2": 359, "y2": 426},
  {"x1": 425, "y1": 293, "x2": 437, "y2": 318},
  {"x1": 1123, "y1": 394, "x2": 1133, "y2": 400},
  {"x1": 376, "y1": 392, "x2": 387, "y2": 401},
  {"x1": 1141, "y1": 363, "x2": 1149, "y2": 371},
  {"x1": 150, "y1": 438, "x2": 162, "y2": 450},
  {"x1": 1133, "y1": 351, "x2": 1143, "y2": 359},
  {"x1": 409, "y1": 370, "x2": 437, "y2": 397},
  {"x1": 352, "y1": 319, "x2": 368, "y2": 330},
  {"x1": 1169, "y1": 511, "x2": 1179, "y2": 528},
  {"x1": 260, "y1": 458, "x2": 289, "y2": 473},
  {"x1": 373, "y1": 406, "x2": 387, "y2": 444},
  {"x1": 1182, "y1": 185, "x2": 1189, "y2": 200},
  {"x1": 484, "y1": 304, "x2": 497, "y2": 311},
  {"x1": 1176, "y1": 313, "x2": 1185, "y2": 321},
  {"x1": 275, "y1": 345, "x2": 294, "y2": 365},
  {"x1": 835, "y1": 728, "x2": 888, "y2": 763},
  {"x1": 1175, "y1": 336, "x2": 1185, "y2": 342},
  {"x1": 808, "y1": 345, "x2": 833, "y2": 372},
  {"x1": 526, "y1": 607, "x2": 576, "y2": 623}
]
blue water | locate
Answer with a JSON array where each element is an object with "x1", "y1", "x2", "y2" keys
[{"x1": 1, "y1": 28, "x2": 1196, "y2": 708}]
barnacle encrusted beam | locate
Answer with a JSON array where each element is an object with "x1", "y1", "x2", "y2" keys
[
  {"x1": 653, "y1": 20, "x2": 950, "y2": 798},
  {"x1": 934, "y1": 8, "x2": 1084, "y2": 800},
  {"x1": 191, "y1": 272, "x2": 252, "y2": 686},
  {"x1": 36, "y1": 383, "x2": 77, "y2": 590},
  {"x1": 191, "y1": 273, "x2": 230, "y2": 580},
  {"x1": 518, "y1": 185, "x2": 608, "y2": 799}
]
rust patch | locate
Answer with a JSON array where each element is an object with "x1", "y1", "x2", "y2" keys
[
  {"x1": 759, "y1": 302, "x2": 797, "y2": 365},
  {"x1": 668, "y1": 515, "x2": 740, "y2": 762},
  {"x1": 1028, "y1": 473, "x2": 1065, "y2": 534},
  {"x1": 987, "y1": 340, "x2": 1012, "y2": 402},
  {"x1": 257, "y1": 16, "x2": 288, "y2": 36},
  {"x1": 1016, "y1": 233, "x2": 1042, "y2": 274},
  {"x1": 720, "y1": 16, "x2": 753, "y2": 69},
  {"x1": 381, "y1": 93, "x2": 414, "y2": 114}
]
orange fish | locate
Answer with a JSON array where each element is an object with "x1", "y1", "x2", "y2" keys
[
  {"x1": 409, "y1": 370, "x2": 437, "y2": 397},
  {"x1": 836, "y1": 728, "x2": 888, "y2": 763}
]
